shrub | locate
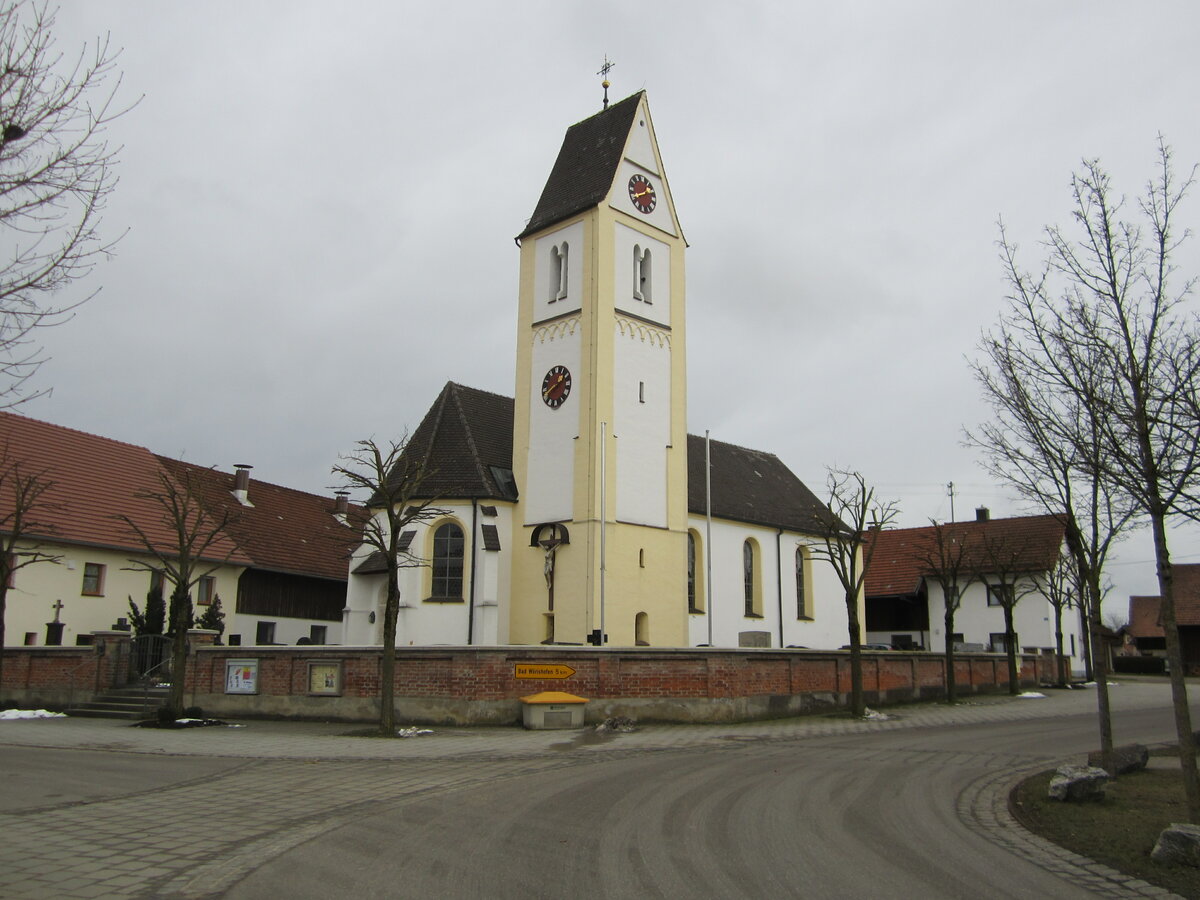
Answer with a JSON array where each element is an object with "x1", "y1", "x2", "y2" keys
[{"x1": 1112, "y1": 655, "x2": 1167, "y2": 675}]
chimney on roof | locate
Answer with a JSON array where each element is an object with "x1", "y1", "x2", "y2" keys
[
  {"x1": 334, "y1": 491, "x2": 349, "y2": 515},
  {"x1": 976, "y1": 506, "x2": 990, "y2": 522},
  {"x1": 232, "y1": 464, "x2": 254, "y2": 507}
]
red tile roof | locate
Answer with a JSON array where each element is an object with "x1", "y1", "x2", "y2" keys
[
  {"x1": 864, "y1": 514, "x2": 1065, "y2": 598},
  {"x1": 1173, "y1": 564, "x2": 1200, "y2": 627},
  {"x1": 1126, "y1": 596, "x2": 1164, "y2": 637},
  {"x1": 0, "y1": 411, "x2": 355, "y2": 580}
]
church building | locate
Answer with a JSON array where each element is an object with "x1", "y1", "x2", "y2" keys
[{"x1": 343, "y1": 92, "x2": 852, "y2": 650}]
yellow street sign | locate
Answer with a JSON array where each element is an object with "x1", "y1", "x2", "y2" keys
[{"x1": 514, "y1": 663, "x2": 576, "y2": 680}]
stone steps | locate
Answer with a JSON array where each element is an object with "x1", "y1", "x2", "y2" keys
[{"x1": 67, "y1": 685, "x2": 170, "y2": 720}]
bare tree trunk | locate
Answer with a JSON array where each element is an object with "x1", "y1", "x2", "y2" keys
[
  {"x1": 379, "y1": 571, "x2": 400, "y2": 736},
  {"x1": 1054, "y1": 607, "x2": 1066, "y2": 686},
  {"x1": 944, "y1": 609, "x2": 957, "y2": 704},
  {"x1": 1150, "y1": 512, "x2": 1200, "y2": 821},
  {"x1": 846, "y1": 593, "x2": 865, "y2": 716},
  {"x1": 1003, "y1": 606, "x2": 1019, "y2": 695},
  {"x1": 166, "y1": 585, "x2": 189, "y2": 718},
  {"x1": 0, "y1": 586, "x2": 7, "y2": 691}
]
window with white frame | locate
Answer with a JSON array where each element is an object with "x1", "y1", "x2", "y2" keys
[
  {"x1": 81, "y1": 562, "x2": 106, "y2": 596},
  {"x1": 430, "y1": 522, "x2": 465, "y2": 600}
]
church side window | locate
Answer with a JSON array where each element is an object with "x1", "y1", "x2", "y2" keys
[
  {"x1": 430, "y1": 522, "x2": 465, "y2": 600},
  {"x1": 743, "y1": 540, "x2": 762, "y2": 617},
  {"x1": 795, "y1": 547, "x2": 810, "y2": 619},
  {"x1": 687, "y1": 531, "x2": 704, "y2": 613},
  {"x1": 633, "y1": 245, "x2": 652, "y2": 303},
  {"x1": 550, "y1": 242, "x2": 569, "y2": 302}
]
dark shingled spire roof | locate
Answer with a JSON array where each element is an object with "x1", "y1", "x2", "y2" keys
[
  {"x1": 379, "y1": 382, "x2": 517, "y2": 503},
  {"x1": 517, "y1": 92, "x2": 643, "y2": 240}
]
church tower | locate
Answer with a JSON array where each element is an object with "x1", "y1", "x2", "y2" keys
[{"x1": 510, "y1": 92, "x2": 689, "y2": 647}]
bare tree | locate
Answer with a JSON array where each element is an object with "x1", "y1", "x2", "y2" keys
[
  {"x1": 976, "y1": 140, "x2": 1200, "y2": 816},
  {"x1": 1043, "y1": 553, "x2": 1079, "y2": 687},
  {"x1": 977, "y1": 529, "x2": 1043, "y2": 696},
  {"x1": 117, "y1": 465, "x2": 236, "y2": 718},
  {"x1": 809, "y1": 469, "x2": 898, "y2": 718},
  {"x1": 0, "y1": 451, "x2": 58, "y2": 686},
  {"x1": 333, "y1": 437, "x2": 444, "y2": 737},
  {"x1": 0, "y1": 1, "x2": 132, "y2": 406},
  {"x1": 911, "y1": 520, "x2": 977, "y2": 704}
]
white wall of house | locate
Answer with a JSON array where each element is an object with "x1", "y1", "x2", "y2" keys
[
  {"x1": 3, "y1": 541, "x2": 242, "y2": 647},
  {"x1": 684, "y1": 516, "x2": 851, "y2": 650},
  {"x1": 921, "y1": 579, "x2": 1086, "y2": 672}
]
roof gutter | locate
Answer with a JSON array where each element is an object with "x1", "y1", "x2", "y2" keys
[
  {"x1": 776, "y1": 528, "x2": 784, "y2": 649},
  {"x1": 467, "y1": 498, "x2": 478, "y2": 645}
]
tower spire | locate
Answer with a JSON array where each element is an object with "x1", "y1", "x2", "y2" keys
[{"x1": 597, "y1": 55, "x2": 615, "y2": 109}]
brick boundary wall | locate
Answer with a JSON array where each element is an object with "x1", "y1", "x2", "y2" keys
[{"x1": 1, "y1": 631, "x2": 1062, "y2": 724}]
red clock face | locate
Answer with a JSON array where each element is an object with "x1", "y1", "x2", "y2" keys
[
  {"x1": 628, "y1": 174, "x2": 656, "y2": 213},
  {"x1": 541, "y1": 365, "x2": 572, "y2": 409}
]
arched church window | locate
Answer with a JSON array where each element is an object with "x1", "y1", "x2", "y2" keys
[
  {"x1": 743, "y1": 540, "x2": 758, "y2": 617},
  {"x1": 633, "y1": 245, "x2": 652, "y2": 303},
  {"x1": 550, "y1": 242, "x2": 569, "y2": 302},
  {"x1": 635, "y1": 612, "x2": 649, "y2": 646},
  {"x1": 796, "y1": 547, "x2": 810, "y2": 619},
  {"x1": 687, "y1": 531, "x2": 704, "y2": 613},
  {"x1": 431, "y1": 522, "x2": 465, "y2": 599}
]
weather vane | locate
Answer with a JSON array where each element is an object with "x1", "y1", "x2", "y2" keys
[{"x1": 598, "y1": 56, "x2": 615, "y2": 109}]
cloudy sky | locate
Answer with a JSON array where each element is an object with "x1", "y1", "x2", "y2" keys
[{"x1": 18, "y1": 1, "x2": 1200, "y2": 617}]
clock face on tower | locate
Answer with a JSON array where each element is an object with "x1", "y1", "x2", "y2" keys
[
  {"x1": 628, "y1": 174, "x2": 656, "y2": 214},
  {"x1": 541, "y1": 365, "x2": 572, "y2": 409}
]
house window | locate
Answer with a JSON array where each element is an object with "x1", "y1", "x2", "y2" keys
[
  {"x1": 987, "y1": 584, "x2": 1013, "y2": 607},
  {"x1": 23, "y1": 632, "x2": 36, "y2": 646},
  {"x1": 795, "y1": 547, "x2": 810, "y2": 619},
  {"x1": 149, "y1": 569, "x2": 165, "y2": 597},
  {"x1": 687, "y1": 530, "x2": 703, "y2": 613},
  {"x1": 81, "y1": 563, "x2": 106, "y2": 596},
  {"x1": 950, "y1": 632, "x2": 964, "y2": 645},
  {"x1": 744, "y1": 540, "x2": 762, "y2": 617},
  {"x1": 309, "y1": 625, "x2": 327, "y2": 645},
  {"x1": 635, "y1": 612, "x2": 649, "y2": 646},
  {"x1": 256, "y1": 621, "x2": 276, "y2": 645},
  {"x1": 430, "y1": 522, "x2": 465, "y2": 600},
  {"x1": 633, "y1": 245, "x2": 652, "y2": 303},
  {"x1": 550, "y1": 242, "x2": 568, "y2": 302},
  {"x1": 990, "y1": 632, "x2": 1009, "y2": 652},
  {"x1": 197, "y1": 575, "x2": 216, "y2": 606},
  {"x1": 1070, "y1": 634, "x2": 1076, "y2": 657}
]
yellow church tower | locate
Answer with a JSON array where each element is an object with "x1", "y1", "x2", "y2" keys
[{"x1": 509, "y1": 91, "x2": 689, "y2": 647}]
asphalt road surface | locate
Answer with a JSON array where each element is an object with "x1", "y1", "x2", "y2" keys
[{"x1": 0, "y1": 682, "x2": 1194, "y2": 899}]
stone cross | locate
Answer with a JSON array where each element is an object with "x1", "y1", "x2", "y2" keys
[{"x1": 50, "y1": 599, "x2": 64, "y2": 623}]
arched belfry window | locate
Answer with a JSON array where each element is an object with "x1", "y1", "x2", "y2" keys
[
  {"x1": 633, "y1": 245, "x2": 652, "y2": 303},
  {"x1": 431, "y1": 522, "x2": 465, "y2": 599},
  {"x1": 550, "y1": 242, "x2": 569, "y2": 302}
]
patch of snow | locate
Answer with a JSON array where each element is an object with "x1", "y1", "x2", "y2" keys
[
  {"x1": 1017, "y1": 692, "x2": 1047, "y2": 699},
  {"x1": 861, "y1": 707, "x2": 890, "y2": 721},
  {"x1": 396, "y1": 726, "x2": 433, "y2": 737},
  {"x1": 0, "y1": 709, "x2": 66, "y2": 720}
]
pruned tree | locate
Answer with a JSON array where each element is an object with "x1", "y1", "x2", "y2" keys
[
  {"x1": 1043, "y1": 553, "x2": 1080, "y2": 687},
  {"x1": 973, "y1": 139, "x2": 1200, "y2": 815},
  {"x1": 912, "y1": 520, "x2": 977, "y2": 704},
  {"x1": 333, "y1": 436, "x2": 445, "y2": 737},
  {"x1": 0, "y1": 451, "x2": 58, "y2": 687},
  {"x1": 809, "y1": 468, "x2": 899, "y2": 718},
  {"x1": 117, "y1": 465, "x2": 236, "y2": 718},
  {"x1": 978, "y1": 530, "x2": 1042, "y2": 696},
  {"x1": 0, "y1": 1, "x2": 133, "y2": 406}
]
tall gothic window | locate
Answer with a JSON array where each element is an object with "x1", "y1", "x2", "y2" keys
[
  {"x1": 795, "y1": 547, "x2": 808, "y2": 619},
  {"x1": 743, "y1": 540, "x2": 756, "y2": 616},
  {"x1": 431, "y1": 522, "x2": 465, "y2": 599},
  {"x1": 687, "y1": 532, "x2": 699, "y2": 612}
]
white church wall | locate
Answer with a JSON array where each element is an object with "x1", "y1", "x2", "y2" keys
[
  {"x1": 613, "y1": 318, "x2": 670, "y2": 527},
  {"x1": 525, "y1": 320, "x2": 580, "y2": 524}
]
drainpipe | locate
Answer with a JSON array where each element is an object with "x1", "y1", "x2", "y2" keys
[
  {"x1": 776, "y1": 528, "x2": 784, "y2": 649},
  {"x1": 705, "y1": 431, "x2": 713, "y2": 647},
  {"x1": 467, "y1": 499, "x2": 478, "y2": 645}
]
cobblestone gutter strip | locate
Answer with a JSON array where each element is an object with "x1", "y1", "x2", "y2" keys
[{"x1": 959, "y1": 762, "x2": 1184, "y2": 899}]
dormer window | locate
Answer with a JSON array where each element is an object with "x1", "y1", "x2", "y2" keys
[
  {"x1": 550, "y1": 242, "x2": 569, "y2": 302},
  {"x1": 633, "y1": 245, "x2": 652, "y2": 303}
]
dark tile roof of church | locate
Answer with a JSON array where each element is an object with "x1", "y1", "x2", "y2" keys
[
  {"x1": 391, "y1": 384, "x2": 831, "y2": 534},
  {"x1": 685, "y1": 435, "x2": 837, "y2": 534},
  {"x1": 517, "y1": 92, "x2": 643, "y2": 240},
  {"x1": 378, "y1": 382, "x2": 517, "y2": 504}
]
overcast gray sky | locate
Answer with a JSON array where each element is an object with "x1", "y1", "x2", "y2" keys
[{"x1": 22, "y1": 1, "x2": 1200, "y2": 618}]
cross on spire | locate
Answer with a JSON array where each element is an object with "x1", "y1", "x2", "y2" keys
[{"x1": 597, "y1": 56, "x2": 615, "y2": 109}]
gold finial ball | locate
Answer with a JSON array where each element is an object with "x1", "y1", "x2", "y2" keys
[{"x1": 602, "y1": 79, "x2": 610, "y2": 88}]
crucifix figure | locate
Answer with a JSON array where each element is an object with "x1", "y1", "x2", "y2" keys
[{"x1": 540, "y1": 525, "x2": 563, "y2": 611}]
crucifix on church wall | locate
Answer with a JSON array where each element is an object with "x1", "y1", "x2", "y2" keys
[{"x1": 45, "y1": 598, "x2": 65, "y2": 646}]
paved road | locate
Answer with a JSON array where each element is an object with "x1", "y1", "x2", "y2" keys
[{"x1": 0, "y1": 682, "x2": 1194, "y2": 899}]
